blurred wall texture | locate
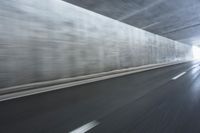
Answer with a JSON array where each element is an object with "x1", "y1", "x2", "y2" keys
[{"x1": 0, "y1": 0, "x2": 193, "y2": 88}]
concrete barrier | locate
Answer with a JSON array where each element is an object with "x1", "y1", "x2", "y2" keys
[
  {"x1": 0, "y1": 0, "x2": 193, "y2": 89},
  {"x1": 0, "y1": 60, "x2": 192, "y2": 101}
]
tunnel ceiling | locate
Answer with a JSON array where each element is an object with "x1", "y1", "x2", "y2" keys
[{"x1": 63, "y1": 0, "x2": 200, "y2": 46}]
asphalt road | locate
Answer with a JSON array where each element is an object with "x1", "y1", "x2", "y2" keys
[{"x1": 1, "y1": 61, "x2": 200, "y2": 133}]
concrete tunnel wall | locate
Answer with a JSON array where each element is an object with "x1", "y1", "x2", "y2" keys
[{"x1": 0, "y1": 0, "x2": 193, "y2": 88}]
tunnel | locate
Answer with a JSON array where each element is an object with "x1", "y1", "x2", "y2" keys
[{"x1": 0, "y1": 0, "x2": 200, "y2": 133}]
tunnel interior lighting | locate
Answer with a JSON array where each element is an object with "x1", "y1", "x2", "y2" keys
[{"x1": 192, "y1": 45, "x2": 200, "y2": 60}]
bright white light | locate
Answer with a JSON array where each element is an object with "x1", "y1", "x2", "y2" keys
[{"x1": 192, "y1": 45, "x2": 200, "y2": 60}]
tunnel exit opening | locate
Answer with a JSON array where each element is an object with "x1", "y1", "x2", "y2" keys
[{"x1": 192, "y1": 45, "x2": 200, "y2": 60}]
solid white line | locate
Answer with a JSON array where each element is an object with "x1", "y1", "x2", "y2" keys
[
  {"x1": 0, "y1": 61, "x2": 189, "y2": 102},
  {"x1": 172, "y1": 72, "x2": 186, "y2": 80},
  {"x1": 69, "y1": 121, "x2": 99, "y2": 133}
]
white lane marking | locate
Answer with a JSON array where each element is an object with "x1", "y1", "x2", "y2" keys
[
  {"x1": 172, "y1": 72, "x2": 186, "y2": 80},
  {"x1": 69, "y1": 121, "x2": 99, "y2": 133}
]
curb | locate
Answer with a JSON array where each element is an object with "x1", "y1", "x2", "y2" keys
[{"x1": 0, "y1": 60, "x2": 191, "y2": 101}]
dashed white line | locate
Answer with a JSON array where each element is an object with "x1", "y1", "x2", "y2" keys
[
  {"x1": 69, "y1": 121, "x2": 99, "y2": 133},
  {"x1": 172, "y1": 72, "x2": 186, "y2": 80}
]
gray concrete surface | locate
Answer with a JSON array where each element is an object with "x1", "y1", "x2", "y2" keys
[
  {"x1": 64, "y1": 0, "x2": 200, "y2": 46},
  {"x1": 0, "y1": 0, "x2": 193, "y2": 88},
  {"x1": 0, "y1": 61, "x2": 188, "y2": 101}
]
